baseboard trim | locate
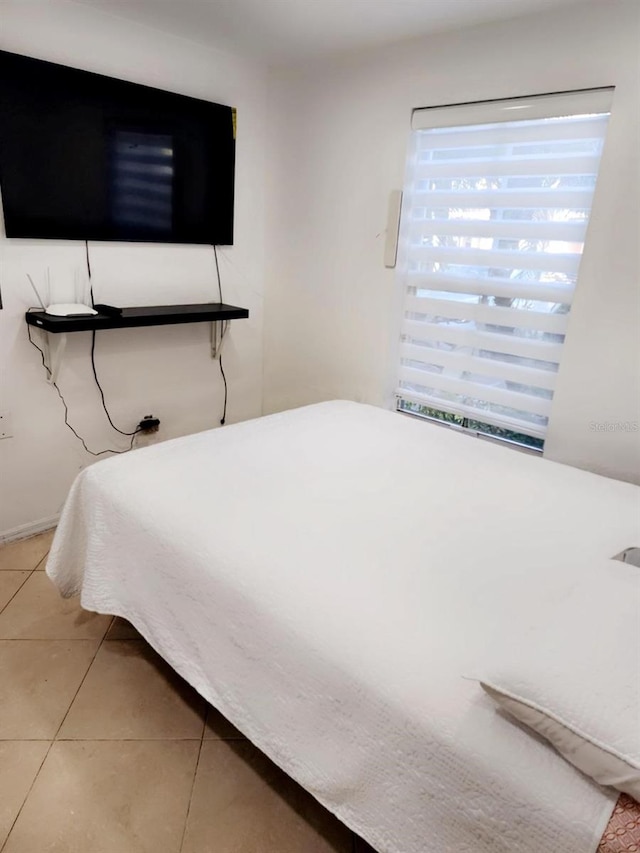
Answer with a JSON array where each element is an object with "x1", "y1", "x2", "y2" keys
[{"x1": 0, "y1": 514, "x2": 60, "y2": 545}]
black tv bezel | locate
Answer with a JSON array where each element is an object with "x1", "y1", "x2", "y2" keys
[{"x1": 0, "y1": 50, "x2": 236, "y2": 246}]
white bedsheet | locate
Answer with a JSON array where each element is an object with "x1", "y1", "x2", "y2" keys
[{"x1": 47, "y1": 401, "x2": 639, "y2": 853}]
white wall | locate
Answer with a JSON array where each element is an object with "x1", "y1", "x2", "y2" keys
[
  {"x1": 0, "y1": 0, "x2": 267, "y2": 537},
  {"x1": 265, "y1": 0, "x2": 640, "y2": 484}
]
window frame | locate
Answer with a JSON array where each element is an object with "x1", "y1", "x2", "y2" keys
[{"x1": 394, "y1": 87, "x2": 614, "y2": 450}]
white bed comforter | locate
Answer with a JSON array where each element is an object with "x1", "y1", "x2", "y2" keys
[{"x1": 47, "y1": 401, "x2": 639, "y2": 853}]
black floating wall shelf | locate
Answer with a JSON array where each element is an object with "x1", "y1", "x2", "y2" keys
[{"x1": 25, "y1": 302, "x2": 249, "y2": 382}]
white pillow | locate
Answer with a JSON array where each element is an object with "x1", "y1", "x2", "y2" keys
[
  {"x1": 481, "y1": 682, "x2": 640, "y2": 801},
  {"x1": 479, "y1": 559, "x2": 640, "y2": 801}
]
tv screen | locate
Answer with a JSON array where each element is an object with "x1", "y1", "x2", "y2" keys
[{"x1": 0, "y1": 50, "x2": 235, "y2": 244}]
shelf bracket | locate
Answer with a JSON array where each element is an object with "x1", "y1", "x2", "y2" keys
[
  {"x1": 40, "y1": 331, "x2": 68, "y2": 384},
  {"x1": 211, "y1": 320, "x2": 230, "y2": 360}
]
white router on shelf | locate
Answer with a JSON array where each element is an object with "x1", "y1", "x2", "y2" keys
[
  {"x1": 28, "y1": 271, "x2": 97, "y2": 316},
  {"x1": 45, "y1": 303, "x2": 97, "y2": 316}
]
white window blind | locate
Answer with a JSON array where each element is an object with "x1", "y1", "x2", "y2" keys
[{"x1": 396, "y1": 88, "x2": 613, "y2": 445}]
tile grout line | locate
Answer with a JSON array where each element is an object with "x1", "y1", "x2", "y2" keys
[
  {"x1": 0, "y1": 545, "x2": 48, "y2": 617},
  {"x1": 177, "y1": 711, "x2": 207, "y2": 853},
  {"x1": 0, "y1": 569, "x2": 35, "y2": 618},
  {"x1": 0, "y1": 553, "x2": 52, "y2": 853},
  {"x1": 0, "y1": 739, "x2": 50, "y2": 853},
  {"x1": 52, "y1": 618, "x2": 112, "y2": 742},
  {"x1": 34, "y1": 552, "x2": 49, "y2": 571},
  {"x1": 0, "y1": 583, "x2": 108, "y2": 853},
  {"x1": 0, "y1": 533, "x2": 50, "y2": 571}
]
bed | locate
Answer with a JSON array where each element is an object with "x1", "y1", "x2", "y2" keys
[{"x1": 47, "y1": 401, "x2": 640, "y2": 853}]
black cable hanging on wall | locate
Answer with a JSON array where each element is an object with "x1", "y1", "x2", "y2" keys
[
  {"x1": 25, "y1": 244, "x2": 139, "y2": 456},
  {"x1": 26, "y1": 321, "x2": 135, "y2": 456},
  {"x1": 85, "y1": 241, "x2": 138, "y2": 437},
  {"x1": 213, "y1": 244, "x2": 228, "y2": 426}
]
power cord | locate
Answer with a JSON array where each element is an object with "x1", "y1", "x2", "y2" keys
[
  {"x1": 213, "y1": 244, "x2": 228, "y2": 425},
  {"x1": 90, "y1": 331, "x2": 139, "y2": 436},
  {"x1": 218, "y1": 355, "x2": 228, "y2": 426},
  {"x1": 213, "y1": 243, "x2": 223, "y2": 303},
  {"x1": 85, "y1": 240, "x2": 95, "y2": 306},
  {"x1": 84, "y1": 243, "x2": 138, "y2": 437},
  {"x1": 27, "y1": 322, "x2": 135, "y2": 455}
]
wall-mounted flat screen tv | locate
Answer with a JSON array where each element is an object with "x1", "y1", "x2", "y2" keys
[{"x1": 0, "y1": 50, "x2": 235, "y2": 244}]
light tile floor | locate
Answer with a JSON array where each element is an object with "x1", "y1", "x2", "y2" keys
[{"x1": 0, "y1": 530, "x2": 376, "y2": 853}]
